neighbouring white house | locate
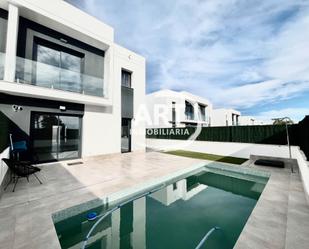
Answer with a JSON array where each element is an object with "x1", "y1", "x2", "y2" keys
[
  {"x1": 239, "y1": 116, "x2": 256, "y2": 126},
  {"x1": 0, "y1": 0, "x2": 146, "y2": 183},
  {"x1": 146, "y1": 89, "x2": 212, "y2": 128},
  {"x1": 211, "y1": 108, "x2": 241, "y2": 127}
]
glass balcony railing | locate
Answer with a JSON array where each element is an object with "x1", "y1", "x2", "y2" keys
[
  {"x1": 0, "y1": 52, "x2": 4, "y2": 80},
  {"x1": 15, "y1": 56, "x2": 105, "y2": 98}
]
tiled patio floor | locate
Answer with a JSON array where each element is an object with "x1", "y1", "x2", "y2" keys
[
  {"x1": 0, "y1": 152, "x2": 202, "y2": 249},
  {"x1": 0, "y1": 151, "x2": 308, "y2": 249}
]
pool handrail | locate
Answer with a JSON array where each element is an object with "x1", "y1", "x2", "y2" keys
[
  {"x1": 81, "y1": 184, "x2": 165, "y2": 249},
  {"x1": 195, "y1": 226, "x2": 221, "y2": 249}
]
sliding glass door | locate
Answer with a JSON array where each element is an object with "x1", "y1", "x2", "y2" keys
[
  {"x1": 34, "y1": 37, "x2": 84, "y2": 93},
  {"x1": 31, "y1": 112, "x2": 82, "y2": 163}
]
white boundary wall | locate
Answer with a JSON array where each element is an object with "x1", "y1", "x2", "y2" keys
[
  {"x1": 0, "y1": 147, "x2": 10, "y2": 186},
  {"x1": 147, "y1": 139, "x2": 309, "y2": 203},
  {"x1": 147, "y1": 139, "x2": 293, "y2": 158}
]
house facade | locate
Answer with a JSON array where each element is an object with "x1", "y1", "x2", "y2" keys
[
  {"x1": 211, "y1": 108, "x2": 241, "y2": 127},
  {"x1": 0, "y1": 0, "x2": 146, "y2": 167},
  {"x1": 239, "y1": 116, "x2": 256, "y2": 126},
  {"x1": 146, "y1": 90, "x2": 212, "y2": 128}
]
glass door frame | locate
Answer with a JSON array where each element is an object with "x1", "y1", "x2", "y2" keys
[
  {"x1": 32, "y1": 36, "x2": 85, "y2": 92},
  {"x1": 30, "y1": 111, "x2": 83, "y2": 163}
]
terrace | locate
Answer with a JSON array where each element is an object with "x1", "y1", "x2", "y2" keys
[{"x1": 0, "y1": 151, "x2": 308, "y2": 249}]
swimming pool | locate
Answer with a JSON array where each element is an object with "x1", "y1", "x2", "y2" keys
[{"x1": 52, "y1": 163, "x2": 269, "y2": 249}]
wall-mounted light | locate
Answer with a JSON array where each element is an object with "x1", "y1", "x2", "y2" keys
[
  {"x1": 12, "y1": 105, "x2": 23, "y2": 112},
  {"x1": 59, "y1": 105, "x2": 66, "y2": 111}
]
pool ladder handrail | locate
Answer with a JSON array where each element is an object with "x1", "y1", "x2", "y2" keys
[
  {"x1": 195, "y1": 226, "x2": 221, "y2": 249},
  {"x1": 81, "y1": 184, "x2": 165, "y2": 249}
]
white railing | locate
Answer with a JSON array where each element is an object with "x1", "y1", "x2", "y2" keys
[{"x1": 195, "y1": 226, "x2": 221, "y2": 249}]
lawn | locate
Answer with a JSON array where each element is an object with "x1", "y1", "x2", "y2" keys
[{"x1": 164, "y1": 150, "x2": 247, "y2": 165}]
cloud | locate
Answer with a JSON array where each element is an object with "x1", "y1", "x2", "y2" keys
[{"x1": 67, "y1": 0, "x2": 309, "y2": 116}]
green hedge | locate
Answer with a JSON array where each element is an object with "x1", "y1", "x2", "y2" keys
[
  {"x1": 146, "y1": 116, "x2": 309, "y2": 159},
  {"x1": 146, "y1": 125, "x2": 289, "y2": 144}
]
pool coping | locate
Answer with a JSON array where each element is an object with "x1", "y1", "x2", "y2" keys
[
  {"x1": 52, "y1": 161, "x2": 207, "y2": 223},
  {"x1": 52, "y1": 160, "x2": 271, "y2": 239},
  {"x1": 2, "y1": 151, "x2": 307, "y2": 249}
]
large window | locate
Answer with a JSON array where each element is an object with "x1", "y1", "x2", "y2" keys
[
  {"x1": 199, "y1": 104, "x2": 206, "y2": 121},
  {"x1": 232, "y1": 114, "x2": 239, "y2": 126},
  {"x1": 0, "y1": 10, "x2": 8, "y2": 80},
  {"x1": 31, "y1": 112, "x2": 82, "y2": 163},
  {"x1": 172, "y1": 101, "x2": 176, "y2": 127},
  {"x1": 121, "y1": 69, "x2": 132, "y2": 88},
  {"x1": 34, "y1": 37, "x2": 84, "y2": 92},
  {"x1": 15, "y1": 17, "x2": 105, "y2": 97},
  {"x1": 185, "y1": 101, "x2": 194, "y2": 120}
]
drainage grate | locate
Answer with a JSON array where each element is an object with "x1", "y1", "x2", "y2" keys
[{"x1": 67, "y1": 161, "x2": 84, "y2": 166}]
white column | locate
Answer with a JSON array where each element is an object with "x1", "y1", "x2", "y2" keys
[{"x1": 4, "y1": 4, "x2": 19, "y2": 82}]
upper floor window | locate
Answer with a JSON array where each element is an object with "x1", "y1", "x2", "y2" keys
[
  {"x1": 33, "y1": 37, "x2": 84, "y2": 92},
  {"x1": 0, "y1": 10, "x2": 8, "y2": 80},
  {"x1": 121, "y1": 69, "x2": 132, "y2": 88},
  {"x1": 232, "y1": 114, "x2": 239, "y2": 126},
  {"x1": 0, "y1": 16, "x2": 7, "y2": 53},
  {"x1": 199, "y1": 104, "x2": 206, "y2": 121},
  {"x1": 185, "y1": 101, "x2": 194, "y2": 120},
  {"x1": 15, "y1": 17, "x2": 105, "y2": 97},
  {"x1": 172, "y1": 101, "x2": 176, "y2": 127}
]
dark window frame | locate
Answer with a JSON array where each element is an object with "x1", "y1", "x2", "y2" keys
[
  {"x1": 33, "y1": 36, "x2": 85, "y2": 61},
  {"x1": 17, "y1": 16, "x2": 105, "y2": 58},
  {"x1": 0, "y1": 8, "x2": 8, "y2": 55},
  {"x1": 172, "y1": 101, "x2": 176, "y2": 128},
  {"x1": 198, "y1": 104, "x2": 206, "y2": 121},
  {"x1": 30, "y1": 111, "x2": 83, "y2": 164},
  {"x1": 121, "y1": 118, "x2": 132, "y2": 153},
  {"x1": 185, "y1": 101, "x2": 194, "y2": 120},
  {"x1": 121, "y1": 69, "x2": 132, "y2": 88},
  {"x1": 0, "y1": 8, "x2": 8, "y2": 19},
  {"x1": 31, "y1": 36, "x2": 86, "y2": 91}
]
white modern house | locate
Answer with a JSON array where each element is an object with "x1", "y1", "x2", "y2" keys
[
  {"x1": 211, "y1": 108, "x2": 241, "y2": 127},
  {"x1": 212, "y1": 111, "x2": 261, "y2": 126},
  {"x1": 146, "y1": 89, "x2": 212, "y2": 128},
  {"x1": 0, "y1": 0, "x2": 146, "y2": 175},
  {"x1": 239, "y1": 116, "x2": 256, "y2": 126}
]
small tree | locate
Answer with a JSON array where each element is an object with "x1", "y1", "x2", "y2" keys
[{"x1": 272, "y1": 117, "x2": 294, "y2": 125}]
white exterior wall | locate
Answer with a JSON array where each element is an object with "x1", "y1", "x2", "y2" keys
[
  {"x1": 147, "y1": 139, "x2": 293, "y2": 159},
  {"x1": 239, "y1": 116, "x2": 255, "y2": 126},
  {"x1": 146, "y1": 90, "x2": 212, "y2": 128},
  {"x1": 0, "y1": 147, "x2": 10, "y2": 187},
  {"x1": 211, "y1": 108, "x2": 241, "y2": 127},
  {"x1": 0, "y1": 0, "x2": 146, "y2": 167},
  {"x1": 147, "y1": 138, "x2": 309, "y2": 204},
  {"x1": 82, "y1": 45, "x2": 146, "y2": 157},
  {"x1": 0, "y1": 0, "x2": 114, "y2": 106}
]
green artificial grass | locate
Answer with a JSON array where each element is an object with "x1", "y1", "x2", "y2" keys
[{"x1": 165, "y1": 150, "x2": 247, "y2": 165}]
